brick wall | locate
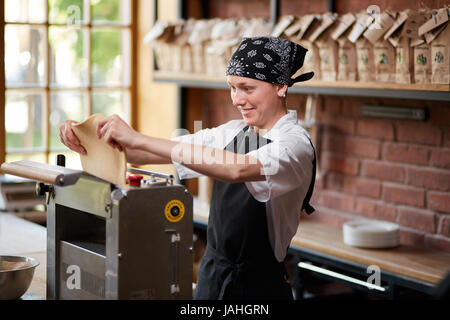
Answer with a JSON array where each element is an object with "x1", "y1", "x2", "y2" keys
[
  {"x1": 185, "y1": 0, "x2": 450, "y2": 252},
  {"x1": 305, "y1": 96, "x2": 450, "y2": 252}
]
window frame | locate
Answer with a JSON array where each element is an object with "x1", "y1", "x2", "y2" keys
[{"x1": 0, "y1": 0, "x2": 137, "y2": 165}]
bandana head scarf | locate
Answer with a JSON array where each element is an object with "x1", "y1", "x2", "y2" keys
[{"x1": 226, "y1": 36, "x2": 314, "y2": 87}]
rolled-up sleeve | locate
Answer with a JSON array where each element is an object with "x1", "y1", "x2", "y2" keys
[
  {"x1": 245, "y1": 134, "x2": 314, "y2": 202},
  {"x1": 170, "y1": 121, "x2": 243, "y2": 180}
]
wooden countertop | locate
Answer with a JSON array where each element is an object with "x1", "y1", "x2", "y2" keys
[
  {"x1": 292, "y1": 220, "x2": 450, "y2": 285},
  {"x1": 0, "y1": 212, "x2": 46, "y2": 299},
  {"x1": 194, "y1": 200, "x2": 450, "y2": 286},
  {"x1": 3, "y1": 201, "x2": 449, "y2": 300}
]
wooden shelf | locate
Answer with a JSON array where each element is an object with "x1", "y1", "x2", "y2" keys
[{"x1": 153, "y1": 70, "x2": 450, "y2": 102}]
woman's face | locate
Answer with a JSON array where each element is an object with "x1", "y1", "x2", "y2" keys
[{"x1": 227, "y1": 75, "x2": 287, "y2": 132}]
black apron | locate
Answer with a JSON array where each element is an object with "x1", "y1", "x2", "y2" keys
[{"x1": 194, "y1": 126, "x2": 316, "y2": 300}]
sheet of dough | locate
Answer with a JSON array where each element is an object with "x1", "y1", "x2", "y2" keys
[{"x1": 72, "y1": 114, "x2": 127, "y2": 186}]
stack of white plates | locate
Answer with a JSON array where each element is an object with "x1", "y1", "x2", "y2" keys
[{"x1": 343, "y1": 220, "x2": 400, "y2": 249}]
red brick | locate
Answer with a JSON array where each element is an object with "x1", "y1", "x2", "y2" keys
[
  {"x1": 396, "y1": 122, "x2": 441, "y2": 146},
  {"x1": 335, "y1": 0, "x2": 440, "y2": 13},
  {"x1": 355, "y1": 198, "x2": 396, "y2": 221},
  {"x1": 325, "y1": 172, "x2": 354, "y2": 193},
  {"x1": 428, "y1": 191, "x2": 450, "y2": 213},
  {"x1": 318, "y1": 96, "x2": 341, "y2": 118},
  {"x1": 307, "y1": 205, "x2": 352, "y2": 228},
  {"x1": 356, "y1": 119, "x2": 394, "y2": 140},
  {"x1": 397, "y1": 206, "x2": 436, "y2": 233},
  {"x1": 428, "y1": 102, "x2": 450, "y2": 127},
  {"x1": 322, "y1": 118, "x2": 355, "y2": 135},
  {"x1": 424, "y1": 234, "x2": 450, "y2": 253},
  {"x1": 319, "y1": 190, "x2": 355, "y2": 213},
  {"x1": 430, "y1": 148, "x2": 450, "y2": 169},
  {"x1": 325, "y1": 173, "x2": 381, "y2": 198},
  {"x1": 399, "y1": 228, "x2": 425, "y2": 247},
  {"x1": 323, "y1": 135, "x2": 380, "y2": 159},
  {"x1": 281, "y1": 0, "x2": 328, "y2": 15},
  {"x1": 321, "y1": 152, "x2": 359, "y2": 175},
  {"x1": 383, "y1": 183, "x2": 425, "y2": 207},
  {"x1": 437, "y1": 214, "x2": 450, "y2": 237},
  {"x1": 362, "y1": 160, "x2": 405, "y2": 183},
  {"x1": 354, "y1": 177, "x2": 381, "y2": 198},
  {"x1": 382, "y1": 143, "x2": 429, "y2": 166},
  {"x1": 444, "y1": 127, "x2": 450, "y2": 148},
  {"x1": 341, "y1": 98, "x2": 362, "y2": 117},
  {"x1": 406, "y1": 167, "x2": 450, "y2": 191},
  {"x1": 209, "y1": 0, "x2": 269, "y2": 18}
]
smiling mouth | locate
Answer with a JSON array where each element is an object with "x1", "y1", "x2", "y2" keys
[{"x1": 240, "y1": 108, "x2": 255, "y2": 115}]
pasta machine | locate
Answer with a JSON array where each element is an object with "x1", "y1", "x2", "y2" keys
[{"x1": 1, "y1": 157, "x2": 193, "y2": 300}]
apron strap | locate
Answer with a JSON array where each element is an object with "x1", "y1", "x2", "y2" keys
[
  {"x1": 204, "y1": 245, "x2": 246, "y2": 299},
  {"x1": 302, "y1": 138, "x2": 316, "y2": 215}
]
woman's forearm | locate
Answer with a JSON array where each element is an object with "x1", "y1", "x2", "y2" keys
[
  {"x1": 126, "y1": 148, "x2": 172, "y2": 165},
  {"x1": 133, "y1": 134, "x2": 264, "y2": 182}
]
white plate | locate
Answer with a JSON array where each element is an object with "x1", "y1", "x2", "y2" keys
[
  {"x1": 343, "y1": 220, "x2": 400, "y2": 249},
  {"x1": 344, "y1": 220, "x2": 399, "y2": 235}
]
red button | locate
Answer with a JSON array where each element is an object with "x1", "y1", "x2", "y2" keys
[{"x1": 128, "y1": 174, "x2": 143, "y2": 187}]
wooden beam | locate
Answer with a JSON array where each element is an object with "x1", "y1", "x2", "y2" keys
[
  {"x1": 136, "y1": 0, "x2": 179, "y2": 175},
  {"x1": 0, "y1": 0, "x2": 5, "y2": 165}
]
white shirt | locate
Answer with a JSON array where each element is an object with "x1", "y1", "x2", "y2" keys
[{"x1": 171, "y1": 109, "x2": 315, "y2": 262}]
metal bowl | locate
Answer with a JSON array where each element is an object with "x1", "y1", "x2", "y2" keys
[{"x1": 0, "y1": 255, "x2": 40, "y2": 300}]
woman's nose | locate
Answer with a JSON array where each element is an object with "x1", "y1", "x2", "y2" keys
[{"x1": 232, "y1": 89, "x2": 245, "y2": 107}]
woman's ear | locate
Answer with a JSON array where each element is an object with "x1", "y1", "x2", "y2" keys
[{"x1": 275, "y1": 84, "x2": 288, "y2": 98}]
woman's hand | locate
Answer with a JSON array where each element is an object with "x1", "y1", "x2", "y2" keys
[
  {"x1": 97, "y1": 114, "x2": 140, "y2": 152},
  {"x1": 59, "y1": 120, "x2": 87, "y2": 155}
]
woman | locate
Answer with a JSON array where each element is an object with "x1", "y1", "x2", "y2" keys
[{"x1": 60, "y1": 36, "x2": 316, "y2": 300}]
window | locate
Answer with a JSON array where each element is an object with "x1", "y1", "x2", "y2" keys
[{"x1": 3, "y1": 0, "x2": 133, "y2": 168}]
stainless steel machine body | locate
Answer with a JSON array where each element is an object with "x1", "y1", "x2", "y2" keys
[{"x1": 1, "y1": 160, "x2": 193, "y2": 300}]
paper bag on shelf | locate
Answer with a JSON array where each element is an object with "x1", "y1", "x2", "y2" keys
[
  {"x1": 188, "y1": 19, "x2": 216, "y2": 74},
  {"x1": 242, "y1": 18, "x2": 272, "y2": 37},
  {"x1": 146, "y1": 22, "x2": 176, "y2": 72},
  {"x1": 309, "y1": 13, "x2": 339, "y2": 81},
  {"x1": 171, "y1": 20, "x2": 193, "y2": 73},
  {"x1": 418, "y1": 7, "x2": 449, "y2": 37},
  {"x1": 385, "y1": 10, "x2": 415, "y2": 83},
  {"x1": 348, "y1": 12, "x2": 376, "y2": 82},
  {"x1": 271, "y1": 15, "x2": 295, "y2": 37},
  {"x1": 363, "y1": 11, "x2": 396, "y2": 45},
  {"x1": 205, "y1": 19, "x2": 239, "y2": 77},
  {"x1": 363, "y1": 11, "x2": 397, "y2": 83},
  {"x1": 348, "y1": 12, "x2": 375, "y2": 82},
  {"x1": 400, "y1": 9, "x2": 431, "y2": 39},
  {"x1": 332, "y1": 13, "x2": 358, "y2": 81},
  {"x1": 347, "y1": 11, "x2": 374, "y2": 43},
  {"x1": 412, "y1": 38, "x2": 432, "y2": 84},
  {"x1": 168, "y1": 20, "x2": 189, "y2": 73},
  {"x1": 430, "y1": 21, "x2": 449, "y2": 84},
  {"x1": 289, "y1": 14, "x2": 322, "y2": 80}
]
